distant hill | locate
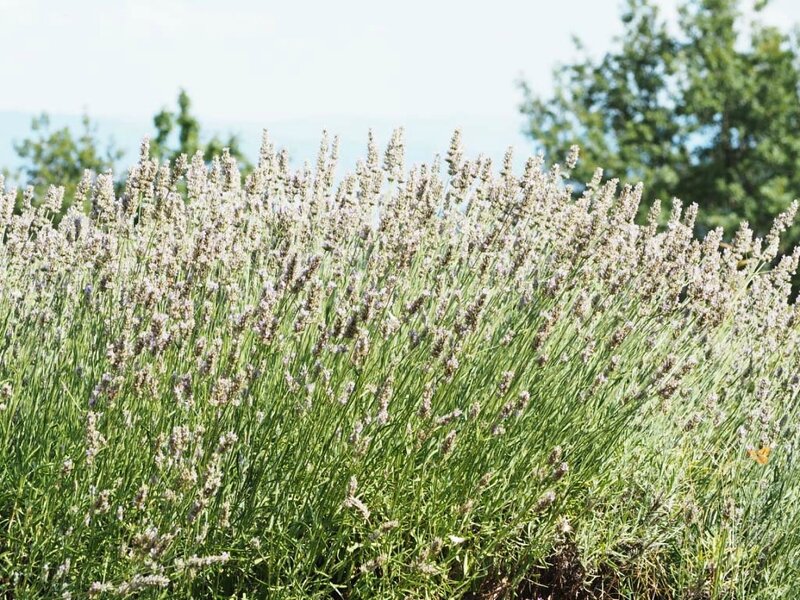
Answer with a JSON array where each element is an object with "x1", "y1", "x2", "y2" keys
[{"x1": 0, "y1": 111, "x2": 532, "y2": 180}]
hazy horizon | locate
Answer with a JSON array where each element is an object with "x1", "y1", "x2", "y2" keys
[{"x1": 0, "y1": 109, "x2": 531, "y2": 177}]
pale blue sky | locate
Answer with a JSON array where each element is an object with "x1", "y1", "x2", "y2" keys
[
  {"x1": 3, "y1": 0, "x2": 798, "y2": 121},
  {"x1": 1, "y1": 0, "x2": 800, "y2": 170}
]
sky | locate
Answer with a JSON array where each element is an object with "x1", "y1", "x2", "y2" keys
[
  {"x1": 1, "y1": 0, "x2": 634, "y2": 121},
  {"x1": 1, "y1": 0, "x2": 800, "y2": 169}
]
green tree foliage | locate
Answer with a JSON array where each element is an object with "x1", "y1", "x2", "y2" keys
[
  {"x1": 150, "y1": 89, "x2": 251, "y2": 170},
  {"x1": 13, "y1": 113, "x2": 123, "y2": 205},
  {"x1": 10, "y1": 90, "x2": 252, "y2": 214},
  {"x1": 520, "y1": 0, "x2": 800, "y2": 240}
]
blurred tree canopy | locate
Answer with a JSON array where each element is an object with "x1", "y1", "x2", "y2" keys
[
  {"x1": 520, "y1": 0, "x2": 800, "y2": 242},
  {"x1": 150, "y1": 89, "x2": 251, "y2": 169},
  {"x1": 9, "y1": 89, "x2": 251, "y2": 210},
  {"x1": 13, "y1": 113, "x2": 123, "y2": 205}
]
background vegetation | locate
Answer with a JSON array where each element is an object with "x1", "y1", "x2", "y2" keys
[{"x1": 520, "y1": 0, "x2": 800, "y2": 248}]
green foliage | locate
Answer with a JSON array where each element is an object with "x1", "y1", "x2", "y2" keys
[
  {"x1": 2, "y1": 130, "x2": 800, "y2": 598},
  {"x1": 13, "y1": 113, "x2": 123, "y2": 206},
  {"x1": 520, "y1": 0, "x2": 800, "y2": 240},
  {"x1": 151, "y1": 89, "x2": 251, "y2": 171},
  {"x1": 9, "y1": 90, "x2": 252, "y2": 215}
]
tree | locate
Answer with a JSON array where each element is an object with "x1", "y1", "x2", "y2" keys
[
  {"x1": 13, "y1": 113, "x2": 123, "y2": 207},
  {"x1": 8, "y1": 90, "x2": 253, "y2": 214},
  {"x1": 150, "y1": 89, "x2": 251, "y2": 171},
  {"x1": 520, "y1": 0, "x2": 800, "y2": 241}
]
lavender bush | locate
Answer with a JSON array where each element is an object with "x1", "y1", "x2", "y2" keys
[{"x1": 1, "y1": 130, "x2": 799, "y2": 598}]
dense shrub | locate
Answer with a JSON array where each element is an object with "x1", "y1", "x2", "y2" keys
[{"x1": 1, "y1": 131, "x2": 799, "y2": 598}]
